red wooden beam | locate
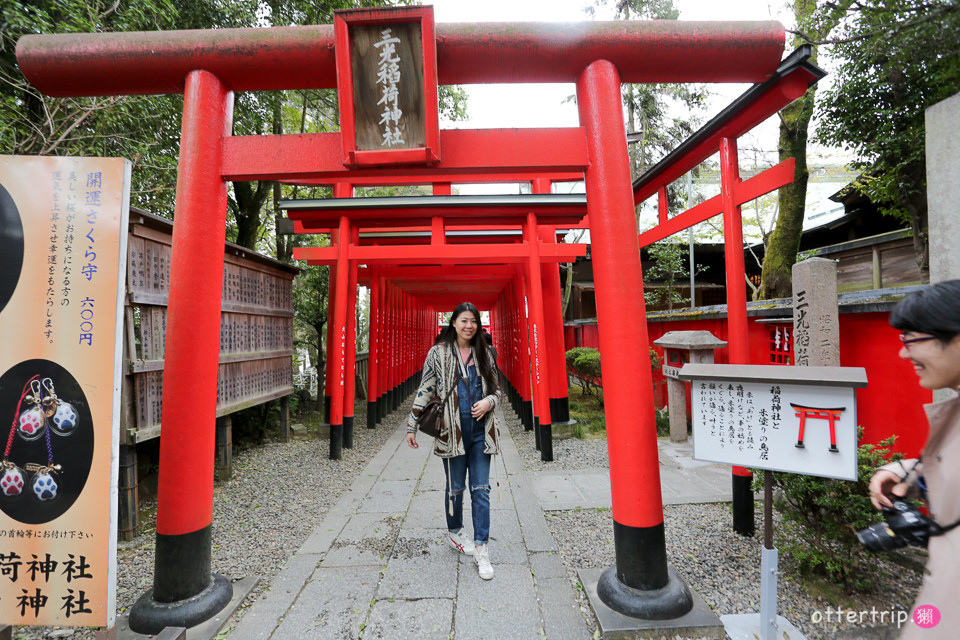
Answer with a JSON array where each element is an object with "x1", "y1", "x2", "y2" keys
[
  {"x1": 637, "y1": 157, "x2": 794, "y2": 247},
  {"x1": 633, "y1": 50, "x2": 823, "y2": 205},
  {"x1": 18, "y1": 21, "x2": 784, "y2": 97},
  {"x1": 281, "y1": 171, "x2": 584, "y2": 187},
  {"x1": 292, "y1": 242, "x2": 586, "y2": 265},
  {"x1": 222, "y1": 128, "x2": 588, "y2": 182}
]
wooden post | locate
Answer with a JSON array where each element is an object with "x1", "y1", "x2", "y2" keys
[
  {"x1": 94, "y1": 626, "x2": 116, "y2": 640},
  {"x1": 215, "y1": 416, "x2": 233, "y2": 482},
  {"x1": 119, "y1": 444, "x2": 139, "y2": 541},
  {"x1": 280, "y1": 395, "x2": 290, "y2": 442}
]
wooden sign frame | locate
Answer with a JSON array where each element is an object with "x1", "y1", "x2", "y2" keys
[{"x1": 334, "y1": 6, "x2": 439, "y2": 167}]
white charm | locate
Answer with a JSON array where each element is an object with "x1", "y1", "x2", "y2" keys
[
  {"x1": 50, "y1": 401, "x2": 78, "y2": 436},
  {"x1": 17, "y1": 406, "x2": 45, "y2": 441},
  {"x1": 31, "y1": 471, "x2": 58, "y2": 502},
  {"x1": 0, "y1": 465, "x2": 24, "y2": 497}
]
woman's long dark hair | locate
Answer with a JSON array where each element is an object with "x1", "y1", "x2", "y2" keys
[{"x1": 436, "y1": 302, "x2": 499, "y2": 392}]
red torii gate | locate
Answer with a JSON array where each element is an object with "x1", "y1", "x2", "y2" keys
[
  {"x1": 289, "y1": 189, "x2": 585, "y2": 460},
  {"x1": 18, "y1": 10, "x2": 789, "y2": 633},
  {"x1": 634, "y1": 46, "x2": 825, "y2": 534}
]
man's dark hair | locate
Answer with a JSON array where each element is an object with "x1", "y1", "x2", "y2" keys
[{"x1": 889, "y1": 279, "x2": 960, "y2": 344}]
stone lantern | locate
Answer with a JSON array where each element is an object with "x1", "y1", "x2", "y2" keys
[{"x1": 653, "y1": 331, "x2": 727, "y2": 442}]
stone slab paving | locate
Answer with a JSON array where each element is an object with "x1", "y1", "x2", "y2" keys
[
  {"x1": 532, "y1": 438, "x2": 732, "y2": 511},
  {"x1": 229, "y1": 410, "x2": 589, "y2": 640}
]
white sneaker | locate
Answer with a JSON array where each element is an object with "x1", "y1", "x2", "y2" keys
[
  {"x1": 475, "y1": 544, "x2": 494, "y2": 580},
  {"x1": 448, "y1": 530, "x2": 475, "y2": 556}
]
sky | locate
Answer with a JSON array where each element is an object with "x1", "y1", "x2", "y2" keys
[
  {"x1": 429, "y1": 0, "x2": 792, "y2": 132},
  {"x1": 417, "y1": 0, "x2": 854, "y2": 240}
]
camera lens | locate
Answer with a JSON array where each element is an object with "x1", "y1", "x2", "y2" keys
[{"x1": 857, "y1": 523, "x2": 908, "y2": 552}]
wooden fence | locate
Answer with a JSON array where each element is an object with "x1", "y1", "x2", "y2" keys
[{"x1": 118, "y1": 209, "x2": 297, "y2": 539}]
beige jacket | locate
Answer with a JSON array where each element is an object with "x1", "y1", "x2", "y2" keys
[
  {"x1": 885, "y1": 395, "x2": 960, "y2": 639},
  {"x1": 407, "y1": 342, "x2": 501, "y2": 458}
]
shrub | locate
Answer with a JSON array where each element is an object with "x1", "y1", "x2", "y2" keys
[
  {"x1": 760, "y1": 433, "x2": 904, "y2": 592},
  {"x1": 566, "y1": 347, "x2": 601, "y2": 397},
  {"x1": 565, "y1": 347, "x2": 595, "y2": 370}
]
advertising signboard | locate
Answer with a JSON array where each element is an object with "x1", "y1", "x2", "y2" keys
[{"x1": 0, "y1": 156, "x2": 128, "y2": 627}]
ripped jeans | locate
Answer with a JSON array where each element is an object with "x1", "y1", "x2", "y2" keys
[{"x1": 444, "y1": 413, "x2": 491, "y2": 545}]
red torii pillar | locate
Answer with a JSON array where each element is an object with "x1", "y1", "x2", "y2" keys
[
  {"x1": 129, "y1": 70, "x2": 235, "y2": 632},
  {"x1": 524, "y1": 210, "x2": 554, "y2": 461},
  {"x1": 366, "y1": 271, "x2": 380, "y2": 429},
  {"x1": 323, "y1": 262, "x2": 336, "y2": 424},
  {"x1": 325, "y1": 183, "x2": 354, "y2": 459},
  {"x1": 513, "y1": 271, "x2": 534, "y2": 431},
  {"x1": 533, "y1": 176, "x2": 571, "y2": 426},
  {"x1": 720, "y1": 138, "x2": 755, "y2": 536},
  {"x1": 343, "y1": 223, "x2": 359, "y2": 448},
  {"x1": 578, "y1": 60, "x2": 692, "y2": 617}
]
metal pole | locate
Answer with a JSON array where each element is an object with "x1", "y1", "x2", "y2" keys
[{"x1": 760, "y1": 470, "x2": 779, "y2": 640}]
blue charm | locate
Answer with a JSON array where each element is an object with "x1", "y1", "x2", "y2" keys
[
  {"x1": 31, "y1": 471, "x2": 58, "y2": 502},
  {"x1": 50, "y1": 401, "x2": 78, "y2": 436}
]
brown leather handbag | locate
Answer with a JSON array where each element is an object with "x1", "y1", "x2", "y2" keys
[{"x1": 416, "y1": 353, "x2": 470, "y2": 438}]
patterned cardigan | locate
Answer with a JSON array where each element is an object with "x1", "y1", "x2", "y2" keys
[{"x1": 407, "y1": 342, "x2": 502, "y2": 458}]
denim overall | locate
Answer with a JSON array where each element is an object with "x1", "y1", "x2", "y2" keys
[{"x1": 444, "y1": 359, "x2": 491, "y2": 544}]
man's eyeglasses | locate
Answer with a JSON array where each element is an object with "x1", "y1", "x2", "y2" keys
[{"x1": 899, "y1": 334, "x2": 937, "y2": 347}]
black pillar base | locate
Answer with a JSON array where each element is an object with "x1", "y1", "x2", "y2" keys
[
  {"x1": 732, "y1": 474, "x2": 755, "y2": 536},
  {"x1": 367, "y1": 401, "x2": 377, "y2": 429},
  {"x1": 343, "y1": 416, "x2": 354, "y2": 449},
  {"x1": 596, "y1": 564, "x2": 694, "y2": 621},
  {"x1": 330, "y1": 423, "x2": 342, "y2": 460},
  {"x1": 540, "y1": 422, "x2": 553, "y2": 462},
  {"x1": 129, "y1": 526, "x2": 232, "y2": 635},
  {"x1": 378, "y1": 395, "x2": 387, "y2": 422},
  {"x1": 522, "y1": 400, "x2": 533, "y2": 431},
  {"x1": 600, "y1": 520, "x2": 692, "y2": 620},
  {"x1": 129, "y1": 573, "x2": 233, "y2": 635},
  {"x1": 534, "y1": 417, "x2": 541, "y2": 450},
  {"x1": 550, "y1": 397, "x2": 570, "y2": 424}
]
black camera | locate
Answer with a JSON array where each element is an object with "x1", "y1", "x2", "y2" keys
[{"x1": 857, "y1": 499, "x2": 937, "y2": 551}]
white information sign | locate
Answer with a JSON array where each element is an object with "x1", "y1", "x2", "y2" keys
[{"x1": 680, "y1": 364, "x2": 867, "y2": 482}]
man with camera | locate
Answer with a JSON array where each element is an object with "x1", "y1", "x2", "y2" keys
[{"x1": 867, "y1": 280, "x2": 960, "y2": 639}]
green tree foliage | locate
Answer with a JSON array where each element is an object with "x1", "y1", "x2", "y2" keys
[
  {"x1": 643, "y1": 239, "x2": 703, "y2": 310},
  {"x1": 587, "y1": 0, "x2": 707, "y2": 190},
  {"x1": 761, "y1": 434, "x2": 904, "y2": 592},
  {"x1": 815, "y1": 0, "x2": 960, "y2": 272},
  {"x1": 2, "y1": 0, "x2": 467, "y2": 254},
  {"x1": 0, "y1": 0, "x2": 246, "y2": 213},
  {"x1": 757, "y1": 0, "x2": 823, "y2": 300}
]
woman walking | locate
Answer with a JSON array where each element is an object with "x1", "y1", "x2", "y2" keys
[{"x1": 406, "y1": 302, "x2": 502, "y2": 580}]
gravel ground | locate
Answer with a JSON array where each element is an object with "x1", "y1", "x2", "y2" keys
[
  {"x1": 507, "y1": 412, "x2": 925, "y2": 640},
  {"x1": 14, "y1": 399, "x2": 924, "y2": 639},
  {"x1": 14, "y1": 401, "x2": 396, "y2": 640}
]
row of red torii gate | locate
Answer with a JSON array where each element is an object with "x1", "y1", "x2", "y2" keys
[{"x1": 17, "y1": 5, "x2": 823, "y2": 634}]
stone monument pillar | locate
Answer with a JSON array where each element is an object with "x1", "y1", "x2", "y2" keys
[
  {"x1": 926, "y1": 91, "x2": 960, "y2": 286},
  {"x1": 925, "y1": 91, "x2": 960, "y2": 402},
  {"x1": 792, "y1": 258, "x2": 840, "y2": 367}
]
